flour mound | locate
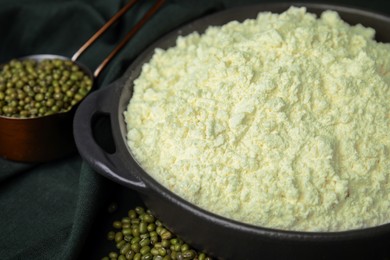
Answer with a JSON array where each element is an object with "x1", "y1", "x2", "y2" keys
[{"x1": 125, "y1": 7, "x2": 390, "y2": 231}]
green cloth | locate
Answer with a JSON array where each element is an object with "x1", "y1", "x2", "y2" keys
[{"x1": 0, "y1": 0, "x2": 389, "y2": 259}]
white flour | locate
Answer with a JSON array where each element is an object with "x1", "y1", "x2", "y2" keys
[{"x1": 124, "y1": 7, "x2": 390, "y2": 231}]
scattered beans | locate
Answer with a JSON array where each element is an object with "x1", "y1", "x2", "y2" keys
[{"x1": 102, "y1": 206, "x2": 214, "y2": 260}]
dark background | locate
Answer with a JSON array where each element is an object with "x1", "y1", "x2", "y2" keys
[{"x1": 0, "y1": 0, "x2": 389, "y2": 259}]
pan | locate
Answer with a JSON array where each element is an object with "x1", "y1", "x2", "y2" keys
[{"x1": 73, "y1": 3, "x2": 390, "y2": 259}]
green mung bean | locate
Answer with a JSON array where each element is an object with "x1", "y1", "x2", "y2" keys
[
  {"x1": 115, "y1": 232, "x2": 124, "y2": 243},
  {"x1": 139, "y1": 222, "x2": 148, "y2": 234},
  {"x1": 109, "y1": 252, "x2": 118, "y2": 258},
  {"x1": 0, "y1": 58, "x2": 92, "y2": 118},
  {"x1": 116, "y1": 240, "x2": 126, "y2": 249},
  {"x1": 120, "y1": 243, "x2": 132, "y2": 255},
  {"x1": 123, "y1": 228, "x2": 132, "y2": 236},
  {"x1": 140, "y1": 245, "x2": 151, "y2": 255},
  {"x1": 113, "y1": 221, "x2": 122, "y2": 229},
  {"x1": 141, "y1": 253, "x2": 153, "y2": 260},
  {"x1": 139, "y1": 237, "x2": 150, "y2": 247},
  {"x1": 125, "y1": 250, "x2": 135, "y2": 260},
  {"x1": 124, "y1": 235, "x2": 133, "y2": 242},
  {"x1": 107, "y1": 231, "x2": 116, "y2": 241},
  {"x1": 131, "y1": 243, "x2": 141, "y2": 253},
  {"x1": 134, "y1": 253, "x2": 142, "y2": 260}
]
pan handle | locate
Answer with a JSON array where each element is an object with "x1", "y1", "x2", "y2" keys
[{"x1": 73, "y1": 82, "x2": 147, "y2": 192}]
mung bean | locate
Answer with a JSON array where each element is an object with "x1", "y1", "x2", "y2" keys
[
  {"x1": 102, "y1": 206, "x2": 214, "y2": 260},
  {"x1": 0, "y1": 58, "x2": 92, "y2": 118}
]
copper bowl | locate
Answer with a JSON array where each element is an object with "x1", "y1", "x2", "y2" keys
[
  {"x1": 0, "y1": 55, "x2": 92, "y2": 162},
  {"x1": 0, "y1": 105, "x2": 77, "y2": 162},
  {"x1": 0, "y1": 0, "x2": 165, "y2": 162}
]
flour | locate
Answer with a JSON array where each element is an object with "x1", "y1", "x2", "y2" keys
[{"x1": 124, "y1": 7, "x2": 390, "y2": 231}]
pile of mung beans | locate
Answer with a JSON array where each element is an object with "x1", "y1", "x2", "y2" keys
[
  {"x1": 0, "y1": 58, "x2": 93, "y2": 118},
  {"x1": 102, "y1": 206, "x2": 214, "y2": 260}
]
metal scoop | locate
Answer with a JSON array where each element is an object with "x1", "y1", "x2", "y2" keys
[{"x1": 0, "y1": 0, "x2": 165, "y2": 162}]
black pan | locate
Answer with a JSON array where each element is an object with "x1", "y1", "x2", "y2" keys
[{"x1": 73, "y1": 3, "x2": 390, "y2": 259}]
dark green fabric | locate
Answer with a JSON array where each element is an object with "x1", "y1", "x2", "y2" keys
[{"x1": 0, "y1": 0, "x2": 389, "y2": 259}]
